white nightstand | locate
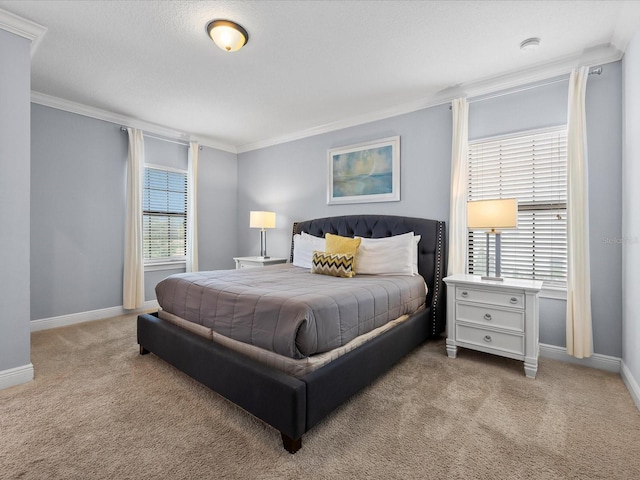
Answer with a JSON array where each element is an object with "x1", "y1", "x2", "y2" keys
[
  {"x1": 444, "y1": 274, "x2": 542, "y2": 378},
  {"x1": 233, "y1": 256, "x2": 287, "y2": 269}
]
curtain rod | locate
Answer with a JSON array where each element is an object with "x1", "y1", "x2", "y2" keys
[
  {"x1": 120, "y1": 127, "x2": 201, "y2": 149},
  {"x1": 451, "y1": 66, "x2": 603, "y2": 108}
]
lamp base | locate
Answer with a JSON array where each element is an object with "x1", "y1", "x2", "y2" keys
[
  {"x1": 259, "y1": 230, "x2": 269, "y2": 259},
  {"x1": 484, "y1": 232, "x2": 504, "y2": 281}
]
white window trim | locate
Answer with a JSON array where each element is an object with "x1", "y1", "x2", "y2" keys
[
  {"x1": 468, "y1": 125, "x2": 566, "y2": 145},
  {"x1": 468, "y1": 125, "x2": 568, "y2": 288},
  {"x1": 143, "y1": 163, "x2": 188, "y2": 267},
  {"x1": 144, "y1": 260, "x2": 186, "y2": 272},
  {"x1": 144, "y1": 163, "x2": 187, "y2": 175}
]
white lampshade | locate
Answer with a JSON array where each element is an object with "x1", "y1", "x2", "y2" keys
[
  {"x1": 207, "y1": 20, "x2": 249, "y2": 52},
  {"x1": 250, "y1": 211, "x2": 276, "y2": 229},
  {"x1": 467, "y1": 199, "x2": 518, "y2": 231}
]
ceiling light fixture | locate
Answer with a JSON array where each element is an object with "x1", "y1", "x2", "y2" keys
[
  {"x1": 520, "y1": 37, "x2": 541, "y2": 52},
  {"x1": 207, "y1": 19, "x2": 249, "y2": 52}
]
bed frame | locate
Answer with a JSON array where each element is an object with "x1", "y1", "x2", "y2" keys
[{"x1": 137, "y1": 214, "x2": 446, "y2": 453}]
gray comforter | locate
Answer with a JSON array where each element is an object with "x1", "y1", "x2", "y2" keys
[{"x1": 155, "y1": 264, "x2": 426, "y2": 359}]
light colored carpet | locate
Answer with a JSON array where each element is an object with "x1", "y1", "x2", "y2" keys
[{"x1": 1, "y1": 314, "x2": 639, "y2": 480}]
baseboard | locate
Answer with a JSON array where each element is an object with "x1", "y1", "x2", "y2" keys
[
  {"x1": 621, "y1": 362, "x2": 640, "y2": 411},
  {"x1": 30, "y1": 301, "x2": 159, "y2": 332},
  {"x1": 0, "y1": 363, "x2": 34, "y2": 390},
  {"x1": 539, "y1": 343, "x2": 622, "y2": 373}
]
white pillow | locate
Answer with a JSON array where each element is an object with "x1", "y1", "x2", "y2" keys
[
  {"x1": 412, "y1": 234, "x2": 421, "y2": 275},
  {"x1": 292, "y1": 232, "x2": 326, "y2": 268},
  {"x1": 355, "y1": 232, "x2": 417, "y2": 276}
]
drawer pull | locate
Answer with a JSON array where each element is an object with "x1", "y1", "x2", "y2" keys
[
  {"x1": 510, "y1": 297, "x2": 518, "y2": 304},
  {"x1": 483, "y1": 313, "x2": 492, "y2": 321},
  {"x1": 461, "y1": 291, "x2": 468, "y2": 297},
  {"x1": 484, "y1": 335, "x2": 492, "y2": 343}
]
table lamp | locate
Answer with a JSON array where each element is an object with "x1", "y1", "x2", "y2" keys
[
  {"x1": 467, "y1": 199, "x2": 517, "y2": 281},
  {"x1": 250, "y1": 211, "x2": 276, "y2": 259}
]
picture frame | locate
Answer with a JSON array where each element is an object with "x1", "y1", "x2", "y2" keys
[{"x1": 327, "y1": 136, "x2": 400, "y2": 205}]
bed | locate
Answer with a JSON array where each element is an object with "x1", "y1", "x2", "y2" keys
[{"x1": 137, "y1": 214, "x2": 446, "y2": 453}]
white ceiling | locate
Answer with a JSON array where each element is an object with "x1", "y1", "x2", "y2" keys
[{"x1": 1, "y1": 0, "x2": 640, "y2": 152}]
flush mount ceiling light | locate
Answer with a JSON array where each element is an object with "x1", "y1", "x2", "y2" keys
[
  {"x1": 207, "y1": 19, "x2": 249, "y2": 52},
  {"x1": 520, "y1": 37, "x2": 541, "y2": 52}
]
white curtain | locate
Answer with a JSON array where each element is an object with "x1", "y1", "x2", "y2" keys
[
  {"x1": 447, "y1": 97, "x2": 469, "y2": 275},
  {"x1": 123, "y1": 128, "x2": 145, "y2": 309},
  {"x1": 186, "y1": 142, "x2": 199, "y2": 272},
  {"x1": 566, "y1": 66, "x2": 593, "y2": 358}
]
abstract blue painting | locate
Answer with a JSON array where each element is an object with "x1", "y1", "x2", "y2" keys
[{"x1": 327, "y1": 136, "x2": 400, "y2": 204}]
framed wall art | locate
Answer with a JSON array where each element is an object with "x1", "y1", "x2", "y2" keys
[{"x1": 327, "y1": 136, "x2": 400, "y2": 205}]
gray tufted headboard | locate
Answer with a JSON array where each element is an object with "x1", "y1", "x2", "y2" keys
[{"x1": 290, "y1": 215, "x2": 447, "y2": 337}]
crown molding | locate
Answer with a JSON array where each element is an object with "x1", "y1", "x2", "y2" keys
[
  {"x1": 0, "y1": 8, "x2": 47, "y2": 56},
  {"x1": 30, "y1": 91, "x2": 237, "y2": 154},
  {"x1": 461, "y1": 44, "x2": 623, "y2": 101},
  {"x1": 236, "y1": 94, "x2": 452, "y2": 153},
  {"x1": 29, "y1": 42, "x2": 623, "y2": 156},
  {"x1": 237, "y1": 44, "x2": 623, "y2": 154}
]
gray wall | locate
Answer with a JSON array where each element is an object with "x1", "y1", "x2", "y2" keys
[
  {"x1": 198, "y1": 146, "x2": 239, "y2": 271},
  {"x1": 0, "y1": 29, "x2": 31, "y2": 371},
  {"x1": 237, "y1": 106, "x2": 452, "y2": 260},
  {"x1": 623, "y1": 31, "x2": 640, "y2": 384},
  {"x1": 586, "y1": 63, "x2": 623, "y2": 358},
  {"x1": 30, "y1": 106, "x2": 239, "y2": 320},
  {"x1": 31, "y1": 105, "x2": 127, "y2": 318},
  {"x1": 237, "y1": 63, "x2": 623, "y2": 357}
]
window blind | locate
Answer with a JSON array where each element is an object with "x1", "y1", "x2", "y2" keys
[
  {"x1": 143, "y1": 167, "x2": 187, "y2": 262},
  {"x1": 468, "y1": 126, "x2": 567, "y2": 286}
]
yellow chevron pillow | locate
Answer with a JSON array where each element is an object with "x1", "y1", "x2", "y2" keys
[{"x1": 311, "y1": 251, "x2": 355, "y2": 278}]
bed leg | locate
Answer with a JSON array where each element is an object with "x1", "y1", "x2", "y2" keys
[
  {"x1": 139, "y1": 345, "x2": 150, "y2": 355},
  {"x1": 281, "y1": 433, "x2": 302, "y2": 454}
]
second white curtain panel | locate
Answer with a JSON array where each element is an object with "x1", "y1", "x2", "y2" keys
[
  {"x1": 566, "y1": 66, "x2": 593, "y2": 359},
  {"x1": 186, "y1": 142, "x2": 199, "y2": 272},
  {"x1": 123, "y1": 128, "x2": 145, "y2": 309},
  {"x1": 448, "y1": 97, "x2": 469, "y2": 276}
]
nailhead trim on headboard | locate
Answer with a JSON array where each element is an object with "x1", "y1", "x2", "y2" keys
[
  {"x1": 432, "y1": 220, "x2": 445, "y2": 336},
  {"x1": 290, "y1": 222, "x2": 299, "y2": 263}
]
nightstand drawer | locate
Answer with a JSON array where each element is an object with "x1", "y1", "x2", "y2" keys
[
  {"x1": 456, "y1": 324, "x2": 525, "y2": 356},
  {"x1": 456, "y1": 287, "x2": 524, "y2": 309},
  {"x1": 456, "y1": 303, "x2": 524, "y2": 331}
]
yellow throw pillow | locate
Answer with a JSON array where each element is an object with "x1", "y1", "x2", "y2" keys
[
  {"x1": 311, "y1": 251, "x2": 355, "y2": 278},
  {"x1": 325, "y1": 233, "x2": 361, "y2": 274},
  {"x1": 325, "y1": 233, "x2": 361, "y2": 258}
]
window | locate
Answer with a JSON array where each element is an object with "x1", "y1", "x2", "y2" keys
[
  {"x1": 143, "y1": 166, "x2": 187, "y2": 264},
  {"x1": 467, "y1": 126, "x2": 567, "y2": 287}
]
